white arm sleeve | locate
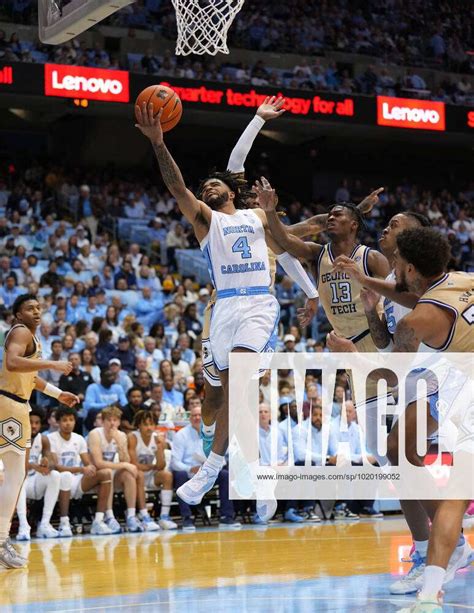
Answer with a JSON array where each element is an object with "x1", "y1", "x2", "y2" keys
[
  {"x1": 227, "y1": 115, "x2": 266, "y2": 173},
  {"x1": 276, "y1": 251, "x2": 319, "y2": 299}
]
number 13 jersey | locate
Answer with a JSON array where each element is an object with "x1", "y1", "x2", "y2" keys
[{"x1": 315, "y1": 243, "x2": 381, "y2": 341}]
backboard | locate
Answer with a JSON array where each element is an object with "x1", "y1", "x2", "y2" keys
[{"x1": 38, "y1": 0, "x2": 136, "y2": 45}]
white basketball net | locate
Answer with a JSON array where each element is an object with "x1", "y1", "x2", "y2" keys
[{"x1": 172, "y1": 0, "x2": 245, "y2": 56}]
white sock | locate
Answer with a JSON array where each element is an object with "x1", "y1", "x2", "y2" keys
[
  {"x1": 139, "y1": 509, "x2": 149, "y2": 518},
  {"x1": 414, "y1": 539, "x2": 429, "y2": 557},
  {"x1": 160, "y1": 490, "x2": 173, "y2": 517},
  {"x1": 94, "y1": 512, "x2": 104, "y2": 523},
  {"x1": 202, "y1": 422, "x2": 216, "y2": 437},
  {"x1": 41, "y1": 472, "x2": 61, "y2": 525},
  {"x1": 206, "y1": 452, "x2": 225, "y2": 473},
  {"x1": 105, "y1": 509, "x2": 114, "y2": 519},
  {"x1": 60, "y1": 516, "x2": 70, "y2": 526},
  {"x1": 127, "y1": 508, "x2": 136, "y2": 518},
  {"x1": 0, "y1": 451, "x2": 26, "y2": 545},
  {"x1": 419, "y1": 565, "x2": 446, "y2": 599},
  {"x1": 16, "y1": 482, "x2": 29, "y2": 530}
]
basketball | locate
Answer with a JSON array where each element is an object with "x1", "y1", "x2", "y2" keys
[{"x1": 135, "y1": 84, "x2": 183, "y2": 132}]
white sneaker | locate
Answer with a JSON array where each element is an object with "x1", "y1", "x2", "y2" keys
[
  {"x1": 389, "y1": 551, "x2": 426, "y2": 594},
  {"x1": 256, "y1": 499, "x2": 277, "y2": 522},
  {"x1": 16, "y1": 527, "x2": 31, "y2": 541},
  {"x1": 140, "y1": 515, "x2": 160, "y2": 532},
  {"x1": 0, "y1": 540, "x2": 27, "y2": 568},
  {"x1": 159, "y1": 516, "x2": 178, "y2": 530},
  {"x1": 444, "y1": 540, "x2": 473, "y2": 584},
  {"x1": 90, "y1": 520, "x2": 113, "y2": 535},
  {"x1": 177, "y1": 466, "x2": 218, "y2": 505},
  {"x1": 58, "y1": 523, "x2": 73, "y2": 538},
  {"x1": 36, "y1": 523, "x2": 60, "y2": 539}
]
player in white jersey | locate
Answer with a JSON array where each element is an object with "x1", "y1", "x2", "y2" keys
[
  {"x1": 88, "y1": 406, "x2": 159, "y2": 532},
  {"x1": 16, "y1": 408, "x2": 63, "y2": 540},
  {"x1": 128, "y1": 410, "x2": 177, "y2": 530},
  {"x1": 0, "y1": 294, "x2": 78, "y2": 569},
  {"x1": 199, "y1": 97, "x2": 319, "y2": 457},
  {"x1": 49, "y1": 407, "x2": 113, "y2": 536},
  {"x1": 136, "y1": 102, "x2": 320, "y2": 511}
]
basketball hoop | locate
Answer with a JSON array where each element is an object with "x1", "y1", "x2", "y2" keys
[{"x1": 172, "y1": 0, "x2": 245, "y2": 56}]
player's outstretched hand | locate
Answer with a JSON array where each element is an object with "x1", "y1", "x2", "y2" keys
[
  {"x1": 326, "y1": 331, "x2": 357, "y2": 353},
  {"x1": 257, "y1": 96, "x2": 286, "y2": 121},
  {"x1": 53, "y1": 361, "x2": 73, "y2": 375},
  {"x1": 58, "y1": 391, "x2": 80, "y2": 407},
  {"x1": 254, "y1": 176, "x2": 278, "y2": 212},
  {"x1": 358, "y1": 187, "x2": 384, "y2": 216},
  {"x1": 297, "y1": 297, "x2": 319, "y2": 327},
  {"x1": 135, "y1": 102, "x2": 164, "y2": 144},
  {"x1": 360, "y1": 288, "x2": 381, "y2": 313},
  {"x1": 332, "y1": 255, "x2": 365, "y2": 283}
]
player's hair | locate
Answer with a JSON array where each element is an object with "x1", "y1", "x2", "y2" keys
[
  {"x1": 56, "y1": 406, "x2": 78, "y2": 421},
  {"x1": 403, "y1": 212, "x2": 431, "y2": 227},
  {"x1": 331, "y1": 202, "x2": 366, "y2": 233},
  {"x1": 196, "y1": 170, "x2": 248, "y2": 209},
  {"x1": 12, "y1": 293, "x2": 38, "y2": 316},
  {"x1": 133, "y1": 409, "x2": 157, "y2": 428},
  {"x1": 396, "y1": 228, "x2": 451, "y2": 277},
  {"x1": 101, "y1": 405, "x2": 123, "y2": 421},
  {"x1": 30, "y1": 407, "x2": 46, "y2": 421}
]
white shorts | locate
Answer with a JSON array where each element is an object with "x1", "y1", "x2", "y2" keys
[
  {"x1": 25, "y1": 471, "x2": 59, "y2": 500},
  {"x1": 209, "y1": 294, "x2": 279, "y2": 371},
  {"x1": 144, "y1": 470, "x2": 158, "y2": 491},
  {"x1": 70, "y1": 473, "x2": 84, "y2": 499}
]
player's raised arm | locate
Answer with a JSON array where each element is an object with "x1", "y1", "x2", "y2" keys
[
  {"x1": 255, "y1": 177, "x2": 321, "y2": 261},
  {"x1": 227, "y1": 96, "x2": 286, "y2": 173},
  {"x1": 288, "y1": 187, "x2": 384, "y2": 239},
  {"x1": 135, "y1": 102, "x2": 211, "y2": 239}
]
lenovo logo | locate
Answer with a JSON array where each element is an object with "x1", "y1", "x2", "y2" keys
[
  {"x1": 0, "y1": 66, "x2": 13, "y2": 85},
  {"x1": 44, "y1": 64, "x2": 129, "y2": 102},
  {"x1": 377, "y1": 96, "x2": 445, "y2": 131}
]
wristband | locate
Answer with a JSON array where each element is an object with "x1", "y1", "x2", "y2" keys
[
  {"x1": 44, "y1": 382, "x2": 61, "y2": 399},
  {"x1": 276, "y1": 251, "x2": 319, "y2": 299}
]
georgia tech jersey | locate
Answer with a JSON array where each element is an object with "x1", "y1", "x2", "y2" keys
[
  {"x1": 315, "y1": 243, "x2": 382, "y2": 341},
  {"x1": 0, "y1": 324, "x2": 42, "y2": 400},
  {"x1": 418, "y1": 271, "x2": 473, "y2": 352}
]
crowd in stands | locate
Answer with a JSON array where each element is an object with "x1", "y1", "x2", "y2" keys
[
  {"x1": 0, "y1": 2, "x2": 473, "y2": 105},
  {"x1": 0, "y1": 153, "x2": 472, "y2": 533}
]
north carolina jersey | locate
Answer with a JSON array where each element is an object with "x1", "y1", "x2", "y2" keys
[
  {"x1": 48, "y1": 431, "x2": 87, "y2": 468},
  {"x1": 132, "y1": 430, "x2": 158, "y2": 466},
  {"x1": 28, "y1": 432, "x2": 43, "y2": 476},
  {"x1": 315, "y1": 243, "x2": 382, "y2": 341},
  {"x1": 0, "y1": 324, "x2": 42, "y2": 400},
  {"x1": 92, "y1": 427, "x2": 118, "y2": 462},
  {"x1": 418, "y1": 272, "x2": 473, "y2": 352},
  {"x1": 200, "y1": 209, "x2": 271, "y2": 292}
]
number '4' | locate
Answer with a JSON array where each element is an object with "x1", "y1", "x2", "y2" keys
[{"x1": 232, "y1": 236, "x2": 252, "y2": 259}]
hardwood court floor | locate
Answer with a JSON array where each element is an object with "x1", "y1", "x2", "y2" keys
[{"x1": 1, "y1": 517, "x2": 473, "y2": 612}]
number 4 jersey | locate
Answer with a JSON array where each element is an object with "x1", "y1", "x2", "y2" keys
[
  {"x1": 199, "y1": 209, "x2": 279, "y2": 371},
  {"x1": 200, "y1": 209, "x2": 271, "y2": 292}
]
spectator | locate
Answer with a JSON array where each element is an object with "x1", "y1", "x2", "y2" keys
[
  {"x1": 83, "y1": 368, "x2": 127, "y2": 430},
  {"x1": 121, "y1": 386, "x2": 147, "y2": 433}
]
